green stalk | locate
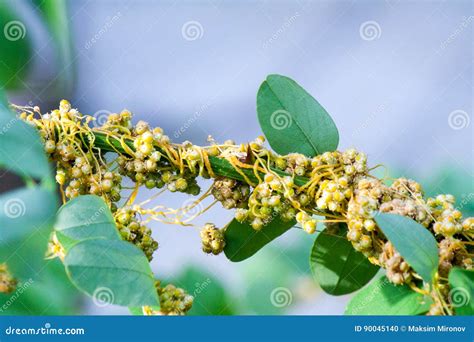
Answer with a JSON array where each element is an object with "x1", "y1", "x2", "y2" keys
[{"x1": 91, "y1": 131, "x2": 309, "y2": 186}]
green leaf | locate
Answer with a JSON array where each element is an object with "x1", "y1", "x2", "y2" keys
[
  {"x1": 375, "y1": 213, "x2": 439, "y2": 282},
  {"x1": 64, "y1": 238, "x2": 158, "y2": 307},
  {"x1": 224, "y1": 217, "x2": 295, "y2": 262},
  {"x1": 54, "y1": 195, "x2": 120, "y2": 250},
  {"x1": 257, "y1": 74, "x2": 339, "y2": 156},
  {"x1": 310, "y1": 223, "x2": 379, "y2": 295},
  {"x1": 448, "y1": 268, "x2": 474, "y2": 315},
  {"x1": 0, "y1": 187, "x2": 57, "y2": 243},
  {"x1": 345, "y1": 276, "x2": 431, "y2": 315},
  {"x1": 0, "y1": 2, "x2": 32, "y2": 89},
  {"x1": 0, "y1": 96, "x2": 51, "y2": 179}
]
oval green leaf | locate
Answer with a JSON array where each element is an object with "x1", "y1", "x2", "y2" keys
[
  {"x1": 54, "y1": 194, "x2": 120, "y2": 250},
  {"x1": 345, "y1": 276, "x2": 431, "y2": 315},
  {"x1": 310, "y1": 223, "x2": 379, "y2": 295},
  {"x1": 257, "y1": 74, "x2": 339, "y2": 157},
  {"x1": 0, "y1": 97, "x2": 51, "y2": 179},
  {"x1": 448, "y1": 268, "x2": 474, "y2": 315},
  {"x1": 64, "y1": 238, "x2": 158, "y2": 307},
  {"x1": 375, "y1": 213, "x2": 438, "y2": 283},
  {"x1": 224, "y1": 217, "x2": 295, "y2": 262}
]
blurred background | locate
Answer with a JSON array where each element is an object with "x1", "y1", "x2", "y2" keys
[{"x1": 0, "y1": 0, "x2": 472, "y2": 315}]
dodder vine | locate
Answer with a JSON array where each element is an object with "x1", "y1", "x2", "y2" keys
[{"x1": 10, "y1": 74, "x2": 474, "y2": 316}]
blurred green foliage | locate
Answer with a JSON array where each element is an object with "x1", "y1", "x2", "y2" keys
[
  {"x1": 170, "y1": 266, "x2": 235, "y2": 315},
  {"x1": 0, "y1": 2, "x2": 31, "y2": 89},
  {"x1": 0, "y1": 259, "x2": 81, "y2": 315}
]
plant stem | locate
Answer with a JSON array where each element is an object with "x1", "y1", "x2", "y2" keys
[{"x1": 91, "y1": 131, "x2": 309, "y2": 187}]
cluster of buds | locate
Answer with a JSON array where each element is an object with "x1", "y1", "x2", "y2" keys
[
  {"x1": 280, "y1": 153, "x2": 310, "y2": 177},
  {"x1": 115, "y1": 122, "x2": 169, "y2": 188},
  {"x1": 27, "y1": 100, "x2": 123, "y2": 205},
  {"x1": 103, "y1": 112, "x2": 166, "y2": 190},
  {"x1": 347, "y1": 174, "x2": 474, "y2": 294},
  {"x1": 309, "y1": 150, "x2": 367, "y2": 213},
  {"x1": 391, "y1": 178, "x2": 423, "y2": 199},
  {"x1": 437, "y1": 238, "x2": 466, "y2": 277},
  {"x1": 114, "y1": 206, "x2": 158, "y2": 261},
  {"x1": 156, "y1": 281, "x2": 193, "y2": 315},
  {"x1": 463, "y1": 217, "x2": 474, "y2": 232},
  {"x1": 315, "y1": 177, "x2": 352, "y2": 213},
  {"x1": 296, "y1": 211, "x2": 317, "y2": 234},
  {"x1": 200, "y1": 223, "x2": 226, "y2": 255},
  {"x1": 346, "y1": 178, "x2": 387, "y2": 256},
  {"x1": 99, "y1": 109, "x2": 133, "y2": 131},
  {"x1": 0, "y1": 263, "x2": 17, "y2": 294},
  {"x1": 380, "y1": 198, "x2": 430, "y2": 227},
  {"x1": 211, "y1": 177, "x2": 250, "y2": 209},
  {"x1": 113, "y1": 120, "x2": 201, "y2": 195},
  {"x1": 223, "y1": 149, "x2": 369, "y2": 233},
  {"x1": 428, "y1": 195, "x2": 464, "y2": 237},
  {"x1": 347, "y1": 177, "x2": 431, "y2": 257},
  {"x1": 58, "y1": 165, "x2": 122, "y2": 206},
  {"x1": 235, "y1": 174, "x2": 295, "y2": 231},
  {"x1": 379, "y1": 242, "x2": 412, "y2": 284},
  {"x1": 340, "y1": 149, "x2": 368, "y2": 177}
]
